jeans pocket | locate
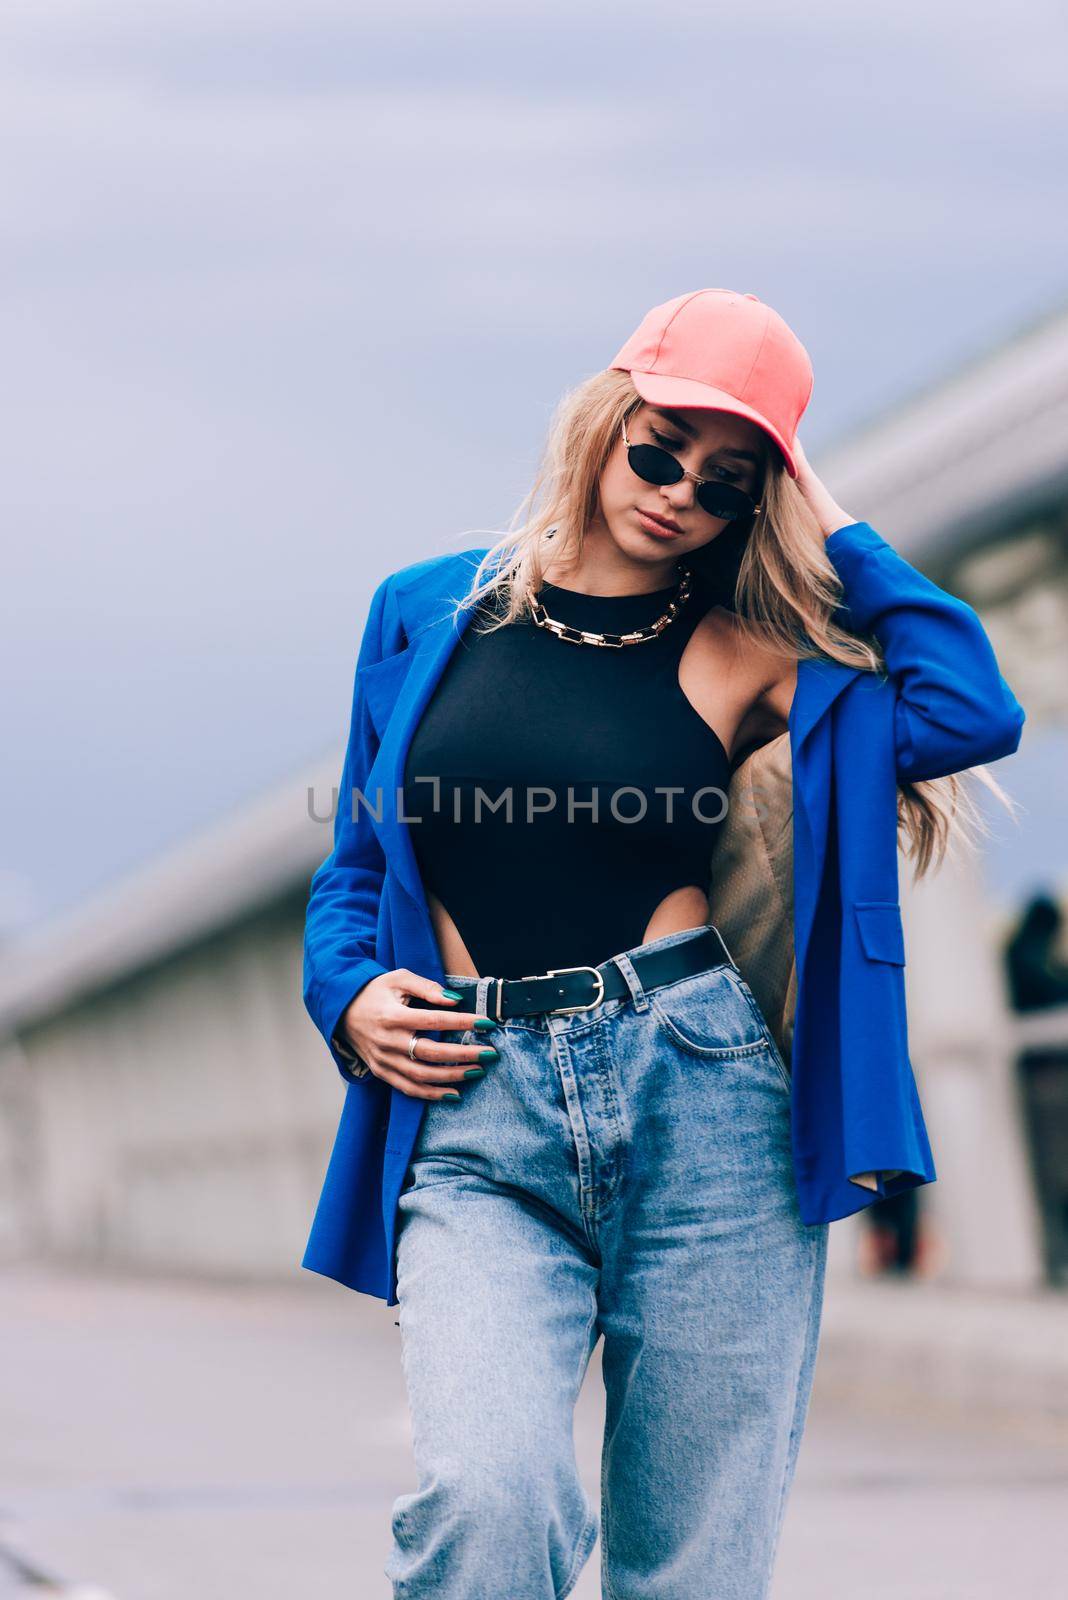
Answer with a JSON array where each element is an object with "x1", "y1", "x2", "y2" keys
[
  {"x1": 649, "y1": 965, "x2": 768, "y2": 1060},
  {"x1": 650, "y1": 965, "x2": 792, "y2": 1093}
]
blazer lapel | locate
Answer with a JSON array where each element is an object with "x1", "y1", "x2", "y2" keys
[
  {"x1": 789, "y1": 654, "x2": 861, "y2": 752},
  {"x1": 360, "y1": 584, "x2": 484, "y2": 907},
  {"x1": 789, "y1": 653, "x2": 862, "y2": 984}
]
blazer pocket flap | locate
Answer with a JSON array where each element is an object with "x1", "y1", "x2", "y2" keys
[
  {"x1": 358, "y1": 645, "x2": 415, "y2": 738},
  {"x1": 853, "y1": 900, "x2": 906, "y2": 965}
]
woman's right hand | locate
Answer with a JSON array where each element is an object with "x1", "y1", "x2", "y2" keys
[{"x1": 337, "y1": 969, "x2": 498, "y2": 1099}]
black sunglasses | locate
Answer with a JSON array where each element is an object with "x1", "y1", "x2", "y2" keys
[{"x1": 621, "y1": 414, "x2": 763, "y2": 523}]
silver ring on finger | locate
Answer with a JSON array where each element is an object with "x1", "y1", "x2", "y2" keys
[{"x1": 407, "y1": 1031, "x2": 420, "y2": 1061}]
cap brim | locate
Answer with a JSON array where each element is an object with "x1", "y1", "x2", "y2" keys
[{"x1": 627, "y1": 369, "x2": 798, "y2": 478}]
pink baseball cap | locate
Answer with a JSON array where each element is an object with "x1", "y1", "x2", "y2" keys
[{"x1": 608, "y1": 288, "x2": 814, "y2": 478}]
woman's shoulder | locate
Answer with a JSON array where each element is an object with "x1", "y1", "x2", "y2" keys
[
  {"x1": 687, "y1": 595, "x2": 799, "y2": 728},
  {"x1": 690, "y1": 595, "x2": 788, "y2": 665}
]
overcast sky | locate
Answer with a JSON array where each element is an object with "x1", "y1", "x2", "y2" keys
[{"x1": 3, "y1": 0, "x2": 1066, "y2": 935}]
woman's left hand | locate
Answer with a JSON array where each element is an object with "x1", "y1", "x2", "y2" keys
[{"x1": 792, "y1": 437, "x2": 859, "y2": 541}]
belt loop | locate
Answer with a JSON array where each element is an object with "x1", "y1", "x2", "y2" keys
[
  {"x1": 711, "y1": 923, "x2": 738, "y2": 971},
  {"x1": 473, "y1": 975, "x2": 493, "y2": 1020},
  {"x1": 610, "y1": 951, "x2": 650, "y2": 1012}
]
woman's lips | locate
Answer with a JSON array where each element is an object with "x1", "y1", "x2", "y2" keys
[{"x1": 637, "y1": 508, "x2": 683, "y2": 537}]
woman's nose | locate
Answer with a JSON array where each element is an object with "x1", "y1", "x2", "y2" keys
[{"x1": 662, "y1": 480, "x2": 696, "y2": 512}]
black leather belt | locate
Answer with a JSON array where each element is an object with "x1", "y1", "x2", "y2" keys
[{"x1": 407, "y1": 924, "x2": 736, "y2": 1021}]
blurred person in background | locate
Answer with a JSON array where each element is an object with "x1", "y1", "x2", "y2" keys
[
  {"x1": 302, "y1": 289, "x2": 1025, "y2": 1598},
  {"x1": 1005, "y1": 890, "x2": 1068, "y2": 1012},
  {"x1": 857, "y1": 1187, "x2": 948, "y2": 1278}
]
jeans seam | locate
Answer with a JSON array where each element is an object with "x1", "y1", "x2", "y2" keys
[
  {"x1": 759, "y1": 1223, "x2": 828, "y2": 1597},
  {"x1": 557, "y1": 1299, "x2": 601, "y2": 1598},
  {"x1": 729, "y1": 973, "x2": 793, "y2": 1093},
  {"x1": 398, "y1": 1165, "x2": 478, "y2": 1197},
  {"x1": 764, "y1": 1039, "x2": 793, "y2": 1095},
  {"x1": 558, "y1": 1504, "x2": 599, "y2": 1599},
  {"x1": 600, "y1": 1433, "x2": 614, "y2": 1600}
]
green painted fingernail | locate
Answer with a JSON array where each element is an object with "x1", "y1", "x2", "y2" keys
[
  {"x1": 463, "y1": 1067, "x2": 486, "y2": 1079},
  {"x1": 441, "y1": 988, "x2": 463, "y2": 1001},
  {"x1": 473, "y1": 1017, "x2": 497, "y2": 1031},
  {"x1": 442, "y1": 1091, "x2": 461, "y2": 1102},
  {"x1": 477, "y1": 1047, "x2": 498, "y2": 1061}
]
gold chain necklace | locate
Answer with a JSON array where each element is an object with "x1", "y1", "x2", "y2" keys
[{"x1": 527, "y1": 565, "x2": 694, "y2": 648}]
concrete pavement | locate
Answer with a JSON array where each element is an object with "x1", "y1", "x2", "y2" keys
[{"x1": 1, "y1": 1263, "x2": 1066, "y2": 1598}]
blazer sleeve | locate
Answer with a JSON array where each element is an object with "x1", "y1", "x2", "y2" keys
[
  {"x1": 303, "y1": 572, "x2": 405, "y2": 1085},
  {"x1": 824, "y1": 519, "x2": 1026, "y2": 781}
]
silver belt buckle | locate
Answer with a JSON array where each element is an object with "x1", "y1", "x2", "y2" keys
[{"x1": 544, "y1": 965, "x2": 605, "y2": 1015}]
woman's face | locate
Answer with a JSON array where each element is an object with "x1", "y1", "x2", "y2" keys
[{"x1": 593, "y1": 401, "x2": 769, "y2": 571}]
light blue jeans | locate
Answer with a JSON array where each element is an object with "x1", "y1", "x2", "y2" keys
[{"x1": 386, "y1": 923, "x2": 829, "y2": 1599}]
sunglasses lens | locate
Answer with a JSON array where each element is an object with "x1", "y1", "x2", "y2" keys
[
  {"x1": 627, "y1": 443, "x2": 682, "y2": 488},
  {"x1": 696, "y1": 481, "x2": 754, "y2": 522},
  {"x1": 627, "y1": 432, "x2": 757, "y2": 522}
]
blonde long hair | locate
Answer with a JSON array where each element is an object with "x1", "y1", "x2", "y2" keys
[{"x1": 447, "y1": 369, "x2": 1015, "y2": 878}]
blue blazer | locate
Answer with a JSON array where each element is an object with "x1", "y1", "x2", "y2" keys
[{"x1": 301, "y1": 520, "x2": 1025, "y2": 1305}]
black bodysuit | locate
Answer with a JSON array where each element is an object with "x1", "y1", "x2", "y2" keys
[{"x1": 402, "y1": 574, "x2": 732, "y2": 979}]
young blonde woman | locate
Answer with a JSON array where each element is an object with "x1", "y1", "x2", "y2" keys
[{"x1": 301, "y1": 289, "x2": 1025, "y2": 1599}]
